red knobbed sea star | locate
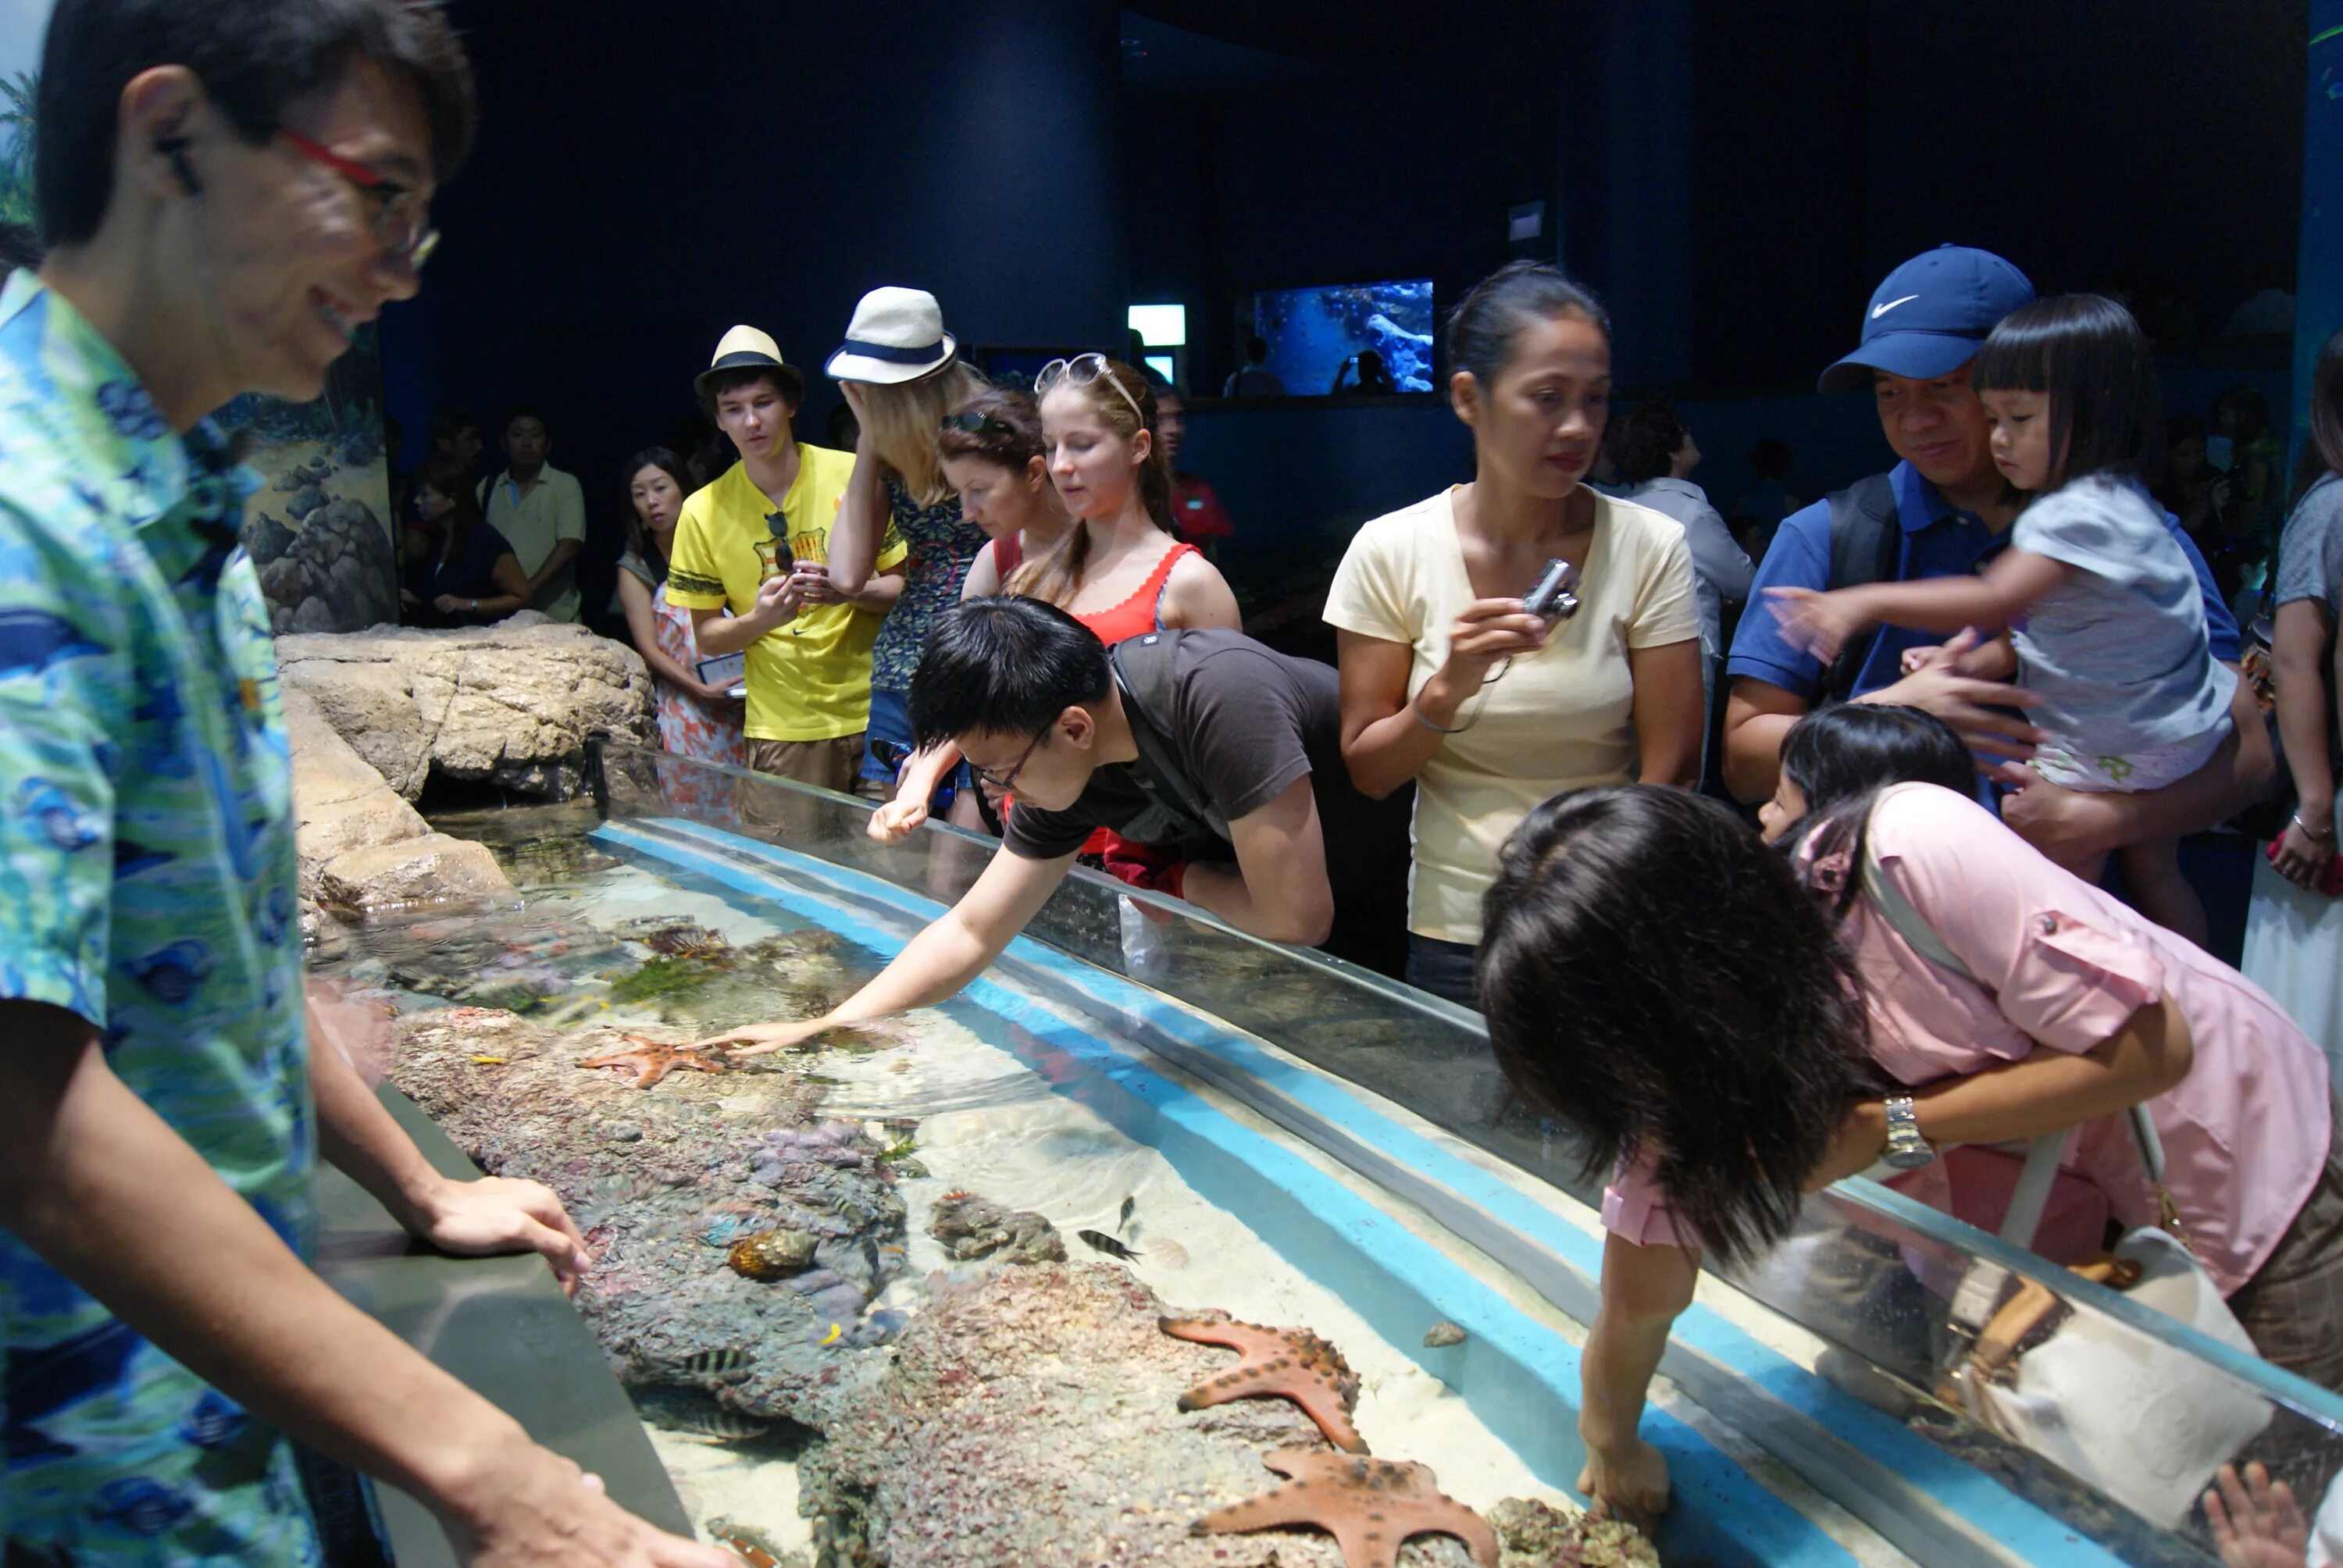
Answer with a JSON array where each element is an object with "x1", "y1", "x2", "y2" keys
[
  {"x1": 576, "y1": 1035, "x2": 726, "y2": 1089},
  {"x1": 1158, "y1": 1315, "x2": 1367, "y2": 1452},
  {"x1": 1191, "y1": 1449, "x2": 1499, "y2": 1568}
]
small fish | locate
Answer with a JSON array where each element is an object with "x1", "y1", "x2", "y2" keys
[
  {"x1": 634, "y1": 1387, "x2": 768, "y2": 1444},
  {"x1": 1117, "y1": 1196, "x2": 1136, "y2": 1235},
  {"x1": 1077, "y1": 1228, "x2": 1142, "y2": 1262},
  {"x1": 678, "y1": 1348, "x2": 750, "y2": 1377},
  {"x1": 818, "y1": 1322, "x2": 843, "y2": 1348},
  {"x1": 469, "y1": 1055, "x2": 507, "y2": 1065},
  {"x1": 879, "y1": 1134, "x2": 918, "y2": 1163}
]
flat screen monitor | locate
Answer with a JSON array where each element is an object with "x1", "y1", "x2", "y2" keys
[{"x1": 1246, "y1": 280, "x2": 1434, "y2": 395}]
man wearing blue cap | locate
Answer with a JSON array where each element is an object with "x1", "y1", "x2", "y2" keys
[{"x1": 1721, "y1": 245, "x2": 2270, "y2": 867}]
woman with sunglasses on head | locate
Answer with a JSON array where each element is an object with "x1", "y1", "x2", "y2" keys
[
  {"x1": 871, "y1": 387, "x2": 1072, "y2": 836},
  {"x1": 1324, "y1": 262, "x2": 1704, "y2": 1007},
  {"x1": 822, "y1": 288, "x2": 993, "y2": 805},
  {"x1": 866, "y1": 358, "x2": 1240, "y2": 864}
]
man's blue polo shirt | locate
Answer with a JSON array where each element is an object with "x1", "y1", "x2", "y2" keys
[{"x1": 1727, "y1": 460, "x2": 2241, "y2": 700}]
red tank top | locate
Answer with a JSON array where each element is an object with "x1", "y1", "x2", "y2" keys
[
  {"x1": 992, "y1": 531, "x2": 1025, "y2": 583},
  {"x1": 1075, "y1": 539, "x2": 1197, "y2": 646}
]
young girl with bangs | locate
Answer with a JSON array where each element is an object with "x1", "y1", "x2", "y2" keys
[{"x1": 1771, "y1": 294, "x2": 2237, "y2": 942}]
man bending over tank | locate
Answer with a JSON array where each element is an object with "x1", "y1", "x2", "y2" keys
[{"x1": 701, "y1": 596, "x2": 1370, "y2": 1053}]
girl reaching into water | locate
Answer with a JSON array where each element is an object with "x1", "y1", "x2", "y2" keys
[{"x1": 1770, "y1": 295, "x2": 2236, "y2": 943}]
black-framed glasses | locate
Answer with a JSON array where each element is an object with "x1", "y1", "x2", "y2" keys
[
  {"x1": 1034, "y1": 353, "x2": 1145, "y2": 425},
  {"x1": 278, "y1": 127, "x2": 440, "y2": 270},
  {"x1": 940, "y1": 410, "x2": 1013, "y2": 438},
  {"x1": 968, "y1": 729, "x2": 1047, "y2": 791}
]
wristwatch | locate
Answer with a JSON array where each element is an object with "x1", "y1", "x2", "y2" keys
[{"x1": 1881, "y1": 1095, "x2": 1935, "y2": 1171}]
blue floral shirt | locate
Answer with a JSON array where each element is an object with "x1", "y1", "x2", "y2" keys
[
  {"x1": 0, "y1": 272, "x2": 317, "y2": 1563},
  {"x1": 867, "y1": 475, "x2": 986, "y2": 693}
]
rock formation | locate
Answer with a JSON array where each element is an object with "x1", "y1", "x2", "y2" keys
[
  {"x1": 287, "y1": 686, "x2": 514, "y2": 916},
  {"x1": 278, "y1": 618, "x2": 654, "y2": 800},
  {"x1": 244, "y1": 495, "x2": 398, "y2": 634},
  {"x1": 386, "y1": 1003, "x2": 909, "y2": 1435}
]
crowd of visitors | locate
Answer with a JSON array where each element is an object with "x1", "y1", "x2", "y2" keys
[{"x1": 5, "y1": 0, "x2": 2343, "y2": 1558}]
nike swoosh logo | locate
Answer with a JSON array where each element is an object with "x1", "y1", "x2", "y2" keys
[{"x1": 1870, "y1": 294, "x2": 1920, "y2": 319}]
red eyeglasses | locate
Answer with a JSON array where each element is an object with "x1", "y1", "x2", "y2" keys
[{"x1": 277, "y1": 128, "x2": 440, "y2": 270}]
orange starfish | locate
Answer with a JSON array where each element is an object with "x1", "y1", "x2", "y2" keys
[
  {"x1": 1160, "y1": 1315, "x2": 1367, "y2": 1453},
  {"x1": 577, "y1": 1035, "x2": 726, "y2": 1089},
  {"x1": 1191, "y1": 1449, "x2": 1497, "y2": 1568}
]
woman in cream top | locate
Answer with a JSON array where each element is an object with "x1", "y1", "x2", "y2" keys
[{"x1": 1325, "y1": 263, "x2": 1702, "y2": 1003}]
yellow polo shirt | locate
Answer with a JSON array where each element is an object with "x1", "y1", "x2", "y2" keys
[{"x1": 666, "y1": 446, "x2": 904, "y2": 743}]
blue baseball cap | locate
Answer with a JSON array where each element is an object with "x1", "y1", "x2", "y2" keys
[{"x1": 1817, "y1": 245, "x2": 2036, "y2": 394}]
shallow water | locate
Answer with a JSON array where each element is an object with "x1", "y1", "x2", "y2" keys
[{"x1": 316, "y1": 831, "x2": 1582, "y2": 1561}]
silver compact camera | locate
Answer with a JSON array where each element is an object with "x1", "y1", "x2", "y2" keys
[{"x1": 1522, "y1": 557, "x2": 1581, "y2": 621}]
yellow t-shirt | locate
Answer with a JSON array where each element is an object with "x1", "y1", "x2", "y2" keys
[
  {"x1": 665, "y1": 446, "x2": 906, "y2": 743},
  {"x1": 1322, "y1": 485, "x2": 1699, "y2": 943}
]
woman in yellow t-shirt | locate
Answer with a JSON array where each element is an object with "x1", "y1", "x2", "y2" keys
[{"x1": 1324, "y1": 262, "x2": 1704, "y2": 1006}]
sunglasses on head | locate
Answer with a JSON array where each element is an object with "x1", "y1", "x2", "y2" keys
[
  {"x1": 1034, "y1": 353, "x2": 1146, "y2": 426},
  {"x1": 940, "y1": 410, "x2": 1012, "y2": 438}
]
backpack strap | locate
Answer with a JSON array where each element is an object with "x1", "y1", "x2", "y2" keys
[
  {"x1": 1821, "y1": 472, "x2": 1903, "y2": 702},
  {"x1": 1857, "y1": 816, "x2": 2160, "y2": 1251},
  {"x1": 1107, "y1": 636, "x2": 1231, "y2": 846}
]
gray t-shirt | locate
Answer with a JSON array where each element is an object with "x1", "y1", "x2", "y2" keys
[
  {"x1": 1002, "y1": 629, "x2": 1342, "y2": 863},
  {"x1": 2010, "y1": 472, "x2": 2237, "y2": 754},
  {"x1": 2274, "y1": 472, "x2": 2343, "y2": 615}
]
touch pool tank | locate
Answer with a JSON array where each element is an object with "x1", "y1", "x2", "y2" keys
[{"x1": 312, "y1": 743, "x2": 2343, "y2": 1568}]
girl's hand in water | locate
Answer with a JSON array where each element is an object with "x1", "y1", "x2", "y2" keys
[
  {"x1": 1578, "y1": 1438, "x2": 1670, "y2": 1527},
  {"x1": 691, "y1": 1018, "x2": 829, "y2": 1057}
]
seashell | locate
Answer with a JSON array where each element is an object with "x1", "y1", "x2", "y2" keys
[
  {"x1": 1422, "y1": 1320, "x2": 1467, "y2": 1348},
  {"x1": 726, "y1": 1228, "x2": 818, "y2": 1281}
]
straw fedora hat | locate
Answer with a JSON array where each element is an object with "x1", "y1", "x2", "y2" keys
[
  {"x1": 695, "y1": 325, "x2": 805, "y2": 404},
  {"x1": 825, "y1": 287, "x2": 957, "y2": 385}
]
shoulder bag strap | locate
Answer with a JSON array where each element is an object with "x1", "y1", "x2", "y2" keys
[{"x1": 1107, "y1": 638, "x2": 1230, "y2": 845}]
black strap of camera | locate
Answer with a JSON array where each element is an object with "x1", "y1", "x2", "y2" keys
[{"x1": 1108, "y1": 639, "x2": 1231, "y2": 847}]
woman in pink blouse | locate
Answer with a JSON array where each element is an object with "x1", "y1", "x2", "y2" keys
[{"x1": 1478, "y1": 775, "x2": 2342, "y2": 1522}]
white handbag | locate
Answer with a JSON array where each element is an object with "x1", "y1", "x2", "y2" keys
[{"x1": 1862, "y1": 840, "x2": 2273, "y2": 1531}]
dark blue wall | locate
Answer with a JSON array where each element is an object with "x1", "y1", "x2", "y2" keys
[{"x1": 389, "y1": 0, "x2": 1125, "y2": 519}]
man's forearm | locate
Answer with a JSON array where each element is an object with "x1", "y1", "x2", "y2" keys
[
  {"x1": 833, "y1": 907, "x2": 1009, "y2": 1024},
  {"x1": 1721, "y1": 702, "x2": 1799, "y2": 802},
  {"x1": 1182, "y1": 861, "x2": 1334, "y2": 946},
  {"x1": 526, "y1": 540, "x2": 581, "y2": 596},
  {"x1": 845, "y1": 572, "x2": 903, "y2": 618},
  {"x1": 0, "y1": 1020, "x2": 520, "y2": 1523},
  {"x1": 691, "y1": 609, "x2": 773, "y2": 658},
  {"x1": 311, "y1": 1003, "x2": 443, "y2": 1233}
]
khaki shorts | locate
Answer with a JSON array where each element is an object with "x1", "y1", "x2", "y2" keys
[{"x1": 746, "y1": 734, "x2": 885, "y2": 800}]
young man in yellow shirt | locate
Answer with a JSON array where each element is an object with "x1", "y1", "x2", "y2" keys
[{"x1": 668, "y1": 326, "x2": 904, "y2": 795}]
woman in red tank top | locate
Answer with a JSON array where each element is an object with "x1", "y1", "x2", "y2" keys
[{"x1": 871, "y1": 364, "x2": 1240, "y2": 847}]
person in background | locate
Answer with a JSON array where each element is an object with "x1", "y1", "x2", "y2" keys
[
  {"x1": 1155, "y1": 383, "x2": 1235, "y2": 553},
  {"x1": 1330, "y1": 347, "x2": 1396, "y2": 395},
  {"x1": 1771, "y1": 295, "x2": 2235, "y2": 945},
  {"x1": 822, "y1": 288, "x2": 991, "y2": 804},
  {"x1": 826, "y1": 398, "x2": 860, "y2": 455},
  {"x1": 476, "y1": 404, "x2": 586, "y2": 622},
  {"x1": 2213, "y1": 384, "x2": 2284, "y2": 562},
  {"x1": 2245, "y1": 326, "x2": 2343, "y2": 1072},
  {"x1": 1720, "y1": 246, "x2": 2270, "y2": 901},
  {"x1": 1732, "y1": 437, "x2": 1801, "y2": 534},
  {"x1": 1324, "y1": 261, "x2": 1703, "y2": 1007},
  {"x1": 425, "y1": 402, "x2": 480, "y2": 488},
  {"x1": 0, "y1": 2, "x2": 728, "y2": 1562},
  {"x1": 669, "y1": 326, "x2": 901, "y2": 795},
  {"x1": 615, "y1": 445, "x2": 745, "y2": 768},
  {"x1": 401, "y1": 454, "x2": 526, "y2": 625},
  {"x1": 1222, "y1": 333, "x2": 1286, "y2": 397},
  {"x1": 383, "y1": 412, "x2": 411, "y2": 532},
  {"x1": 1476, "y1": 782, "x2": 2342, "y2": 1523},
  {"x1": 868, "y1": 387, "x2": 1072, "y2": 838},
  {"x1": 1610, "y1": 397, "x2": 1754, "y2": 715}
]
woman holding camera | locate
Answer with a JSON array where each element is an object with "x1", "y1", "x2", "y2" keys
[{"x1": 1323, "y1": 262, "x2": 1703, "y2": 1005}]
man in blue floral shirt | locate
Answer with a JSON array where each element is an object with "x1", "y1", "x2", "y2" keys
[{"x1": 0, "y1": 5, "x2": 728, "y2": 1566}]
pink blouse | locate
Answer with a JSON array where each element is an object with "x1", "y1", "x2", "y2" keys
[{"x1": 1604, "y1": 783, "x2": 2331, "y2": 1294}]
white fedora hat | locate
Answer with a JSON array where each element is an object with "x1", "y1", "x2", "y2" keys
[
  {"x1": 696, "y1": 324, "x2": 805, "y2": 404},
  {"x1": 826, "y1": 287, "x2": 958, "y2": 385}
]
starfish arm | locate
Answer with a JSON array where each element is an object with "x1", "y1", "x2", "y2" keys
[{"x1": 1192, "y1": 1482, "x2": 1329, "y2": 1534}]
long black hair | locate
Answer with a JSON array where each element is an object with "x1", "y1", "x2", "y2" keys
[
  {"x1": 1973, "y1": 294, "x2": 2162, "y2": 490},
  {"x1": 1781, "y1": 704, "x2": 1974, "y2": 820},
  {"x1": 2293, "y1": 326, "x2": 2343, "y2": 510},
  {"x1": 1476, "y1": 786, "x2": 1875, "y2": 1266},
  {"x1": 622, "y1": 446, "x2": 694, "y2": 587}
]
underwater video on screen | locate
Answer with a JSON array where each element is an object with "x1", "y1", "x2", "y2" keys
[{"x1": 1250, "y1": 280, "x2": 1435, "y2": 394}]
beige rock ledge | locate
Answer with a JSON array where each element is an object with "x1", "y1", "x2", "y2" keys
[{"x1": 277, "y1": 615, "x2": 655, "y2": 801}]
